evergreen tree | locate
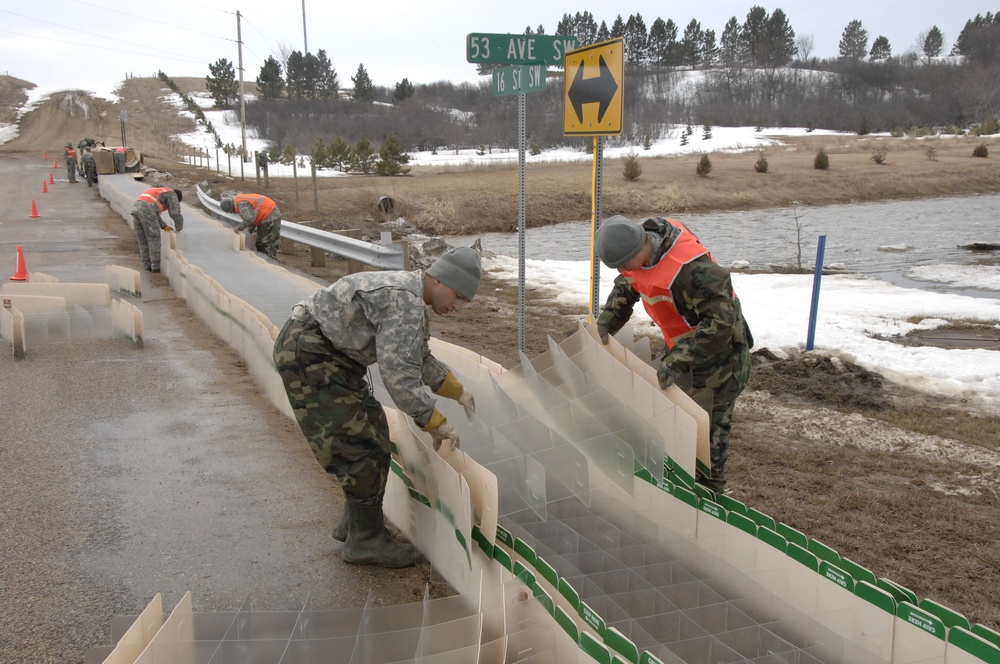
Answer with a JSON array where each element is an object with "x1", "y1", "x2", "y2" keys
[
  {"x1": 869, "y1": 36, "x2": 892, "y2": 60},
  {"x1": 328, "y1": 135, "x2": 352, "y2": 172},
  {"x1": 375, "y1": 133, "x2": 411, "y2": 176},
  {"x1": 312, "y1": 50, "x2": 339, "y2": 99},
  {"x1": 285, "y1": 51, "x2": 307, "y2": 99},
  {"x1": 951, "y1": 12, "x2": 1000, "y2": 64},
  {"x1": 720, "y1": 17, "x2": 743, "y2": 67},
  {"x1": 610, "y1": 14, "x2": 626, "y2": 39},
  {"x1": 352, "y1": 63, "x2": 375, "y2": 103},
  {"x1": 351, "y1": 135, "x2": 377, "y2": 173},
  {"x1": 256, "y1": 56, "x2": 285, "y2": 100},
  {"x1": 647, "y1": 18, "x2": 670, "y2": 65},
  {"x1": 662, "y1": 19, "x2": 681, "y2": 66},
  {"x1": 764, "y1": 9, "x2": 797, "y2": 67},
  {"x1": 392, "y1": 78, "x2": 415, "y2": 103},
  {"x1": 680, "y1": 19, "x2": 704, "y2": 67},
  {"x1": 740, "y1": 6, "x2": 769, "y2": 66},
  {"x1": 596, "y1": 20, "x2": 611, "y2": 43},
  {"x1": 701, "y1": 29, "x2": 719, "y2": 66},
  {"x1": 311, "y1": 138, "x2": 328, "y2": 169},
  {"x1": 923, "y1": 26, "x2": 944, "y2": 61},
  {"x1": 623, "y1": 13, "x2": 648, "y2": 65},
  {"x1": 839, "y1": 20, "x2": 869, "y2": 60},
  {"x1": 206, "y1": 58, "x2": 239, "y2": 108}
]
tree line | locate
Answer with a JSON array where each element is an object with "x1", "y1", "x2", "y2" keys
[{"x1": 201, "y1": 8, "x2": 1000, "y2": 168}]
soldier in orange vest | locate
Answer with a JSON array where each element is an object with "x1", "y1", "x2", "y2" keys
[
  {"x1": 131, "y1": 187, "x2": 184, "y2": 272},
  {"x1": 596, "y1": 215, "x2": 753, "y2": 495},
  {"x1": 63, "y1": 142, "x2": 78, "y2": 183},
  {"x1": 221, "y1": 193, "x2": 281, "y2": 259}
]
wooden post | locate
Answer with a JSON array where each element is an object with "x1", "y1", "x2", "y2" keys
[{"x1": 289, "y1": 221, "x2": 326, "y2": 267}]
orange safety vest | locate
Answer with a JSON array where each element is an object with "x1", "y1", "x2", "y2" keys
[
  {"x1": 65, "y1": 148, "x2": 77, "y2": 159},
  {"x1": 620, "y1": 219, "x2": 713, "y2": 349},
  {"x1": 116, "y1": 147, "x2": 126, "y2": 153},
  {"x1": 138, "y1": 187, "x2": 173, "y2": 212},
  {"x1": 232, "y1": 193, "x2": 276, "y2": 225}
]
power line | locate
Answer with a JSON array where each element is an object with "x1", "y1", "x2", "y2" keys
[
  {"x1": 66, "y1": 0, "x2": 234, "y2": 43},
  {"x1": 1, "y1": 10, "x2": 214, "y2": 64},
  {"x1": 0, "y1": 27, "x2": 207, "y2": 65}
]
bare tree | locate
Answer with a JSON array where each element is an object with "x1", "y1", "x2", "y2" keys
[{"x1": 797, "y1": 34, "x2": 814, "y2": 60}]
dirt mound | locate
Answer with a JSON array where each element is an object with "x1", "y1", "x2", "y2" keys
[{"x1": 0, "y1": 88, "x2": 119, "y2": 155}]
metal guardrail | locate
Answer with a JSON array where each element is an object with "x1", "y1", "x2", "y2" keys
[{"x1": 195, "y1": 185, "x2": 408, "y2": 270}]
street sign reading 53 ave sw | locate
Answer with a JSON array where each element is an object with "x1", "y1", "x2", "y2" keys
[{"x1": 467, "y1": 33, "x2": 579, "y2": 66}]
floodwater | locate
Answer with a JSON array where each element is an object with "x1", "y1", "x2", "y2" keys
[{"x1": 455, "y1": 193, "x2": 1000, "y2": 299}]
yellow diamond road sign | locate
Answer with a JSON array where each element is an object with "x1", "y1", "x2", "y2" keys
[{"x1": 563, "y1": 38, "x2": 624, "y2": 136}]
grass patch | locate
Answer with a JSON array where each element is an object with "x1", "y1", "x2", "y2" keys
[{"x1": 864, "y1": 407, "x2": 1000, "y2": 452}]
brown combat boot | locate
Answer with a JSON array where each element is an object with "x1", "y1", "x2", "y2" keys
[{"x1": 341, "y1": 503, "x2": 415, "y2": 568}]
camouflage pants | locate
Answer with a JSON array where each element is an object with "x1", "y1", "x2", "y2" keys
[
  {"x1": 691, "y1": 342, "x2": 752, "y2": 491},
  {"x1": 83, "y1": 161, "x2": 97, "y2": 186},
  {"x1": 273, "y1": 312, "x2": 391, "y2": 507},
  {"x1": 131, "y1": 202, "x2": 164, "y2": 270},
  {"x1": 252, "y1": 212, "x2": 281, "y2": 259},
  {"x1": 65, "y1": 159, "x2": 77, "y2": 183}
]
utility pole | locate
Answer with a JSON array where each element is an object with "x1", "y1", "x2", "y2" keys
[
  {"x1": 301, "y1": 0, "x2": 308, "y2": 53},
  {"x1": 237, "y1": 10, "x2": 248, "y2": 163}
]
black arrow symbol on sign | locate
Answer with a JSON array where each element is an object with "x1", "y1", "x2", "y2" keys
[{"x1": 568, "y1": 55, "x2": 618, "y2": 125}]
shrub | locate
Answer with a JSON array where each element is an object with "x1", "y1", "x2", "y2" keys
[
  {"x1": 529, "y1": 139, "x2": 541, "y2": 156},
  {"x1": 696, "y1": 154, "x2": 712, "y2": 177},
  {"x1": 973, "y1": 143, "x2": 989, "y2": 158},
  {"x1": 871, "y1": 148, "x2": 888, "y2": 165},
  {"x1": 754, "y1": 152, "x2": 769, "y2": 173},
  {"x1": 642, "y1": 134, "x2": 653, "y2": 151},
  {"x1": 925, "y1": 147, "x2": 938, "y2": 161},
  {"x1": 622, "y1": 151, "x2": 642, "y2": 181},
  {"x1": 702, "y1": 123, "x2": 713, "y2": 140},
  {"x1": 814, "y1": 148, "x2": 830, "y2": 170}
]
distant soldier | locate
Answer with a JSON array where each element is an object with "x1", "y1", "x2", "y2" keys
[
  {"x1": 131, "y1": 187, "x2": 184, "y2": 272},
  {"x1": 113, "y1": 147, "x2": 127, "y2": 173},
  {"x1": 81, "y1": 148, "x2": 97, "y2": 187},
  {"x1": 221, "y1": 193, "x2": 281, "y2": 259},
  {"x1": 63, "y1": 142, "x2": 78, "y2": 183}
]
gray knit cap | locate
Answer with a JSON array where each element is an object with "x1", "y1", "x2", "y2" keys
[
  {"x1": 596, "y1": 215, "x2": 646, "y2": 268},
  {"x1": 220, "y1": 198, "x2": 235, "y2": 213},
  {"x1": 427, "y1": 246, "x2": 482, "y2": 301}
]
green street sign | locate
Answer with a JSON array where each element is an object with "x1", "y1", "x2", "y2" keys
[
  {"x1": 467, "y1": 33, "x2": 579, "y2": 66},
  {"x1": 492, "y1": 64, "x2": 547, "y2": 97}
]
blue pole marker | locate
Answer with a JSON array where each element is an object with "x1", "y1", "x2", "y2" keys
[{"x1": 806, "y1": 235, "x2": 827, "y2": 351}]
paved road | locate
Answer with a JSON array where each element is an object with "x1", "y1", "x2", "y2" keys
[{"x1": 0, "y1": 153, "x2": 434, "y2": 663}]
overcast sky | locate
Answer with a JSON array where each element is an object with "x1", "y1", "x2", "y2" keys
[{"x1": 2, "y1": 1, "x2": 997, "y2": 97}]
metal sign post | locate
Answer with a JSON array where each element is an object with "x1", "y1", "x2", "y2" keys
[
  {"x1": 563, "y1": 38, "x2": 624, "y2": 319},
  {"x1": 470, "y1": 33, "x2": 575, "y2": 354}
]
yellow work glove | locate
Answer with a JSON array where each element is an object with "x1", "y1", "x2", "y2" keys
[
  {"x1": 421, "y1": 408, "x2": 460, "y2": 451},
  {"x1": 435, "y1": 371, "x2": 475, "y2": 418}
]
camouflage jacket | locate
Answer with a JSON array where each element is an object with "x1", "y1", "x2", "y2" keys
[
  {"x1": 302, "y1": 270, "x2": 451, "y2": 428},
  {"x1": 598, "y1": 217, "x2": 753, "y2": 378}
]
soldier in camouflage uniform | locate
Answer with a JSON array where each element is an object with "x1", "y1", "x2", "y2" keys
[
  {"x1": 595, "y1": 215, "x2": 753, "y2": 495},
  {"x1": 131, "y1": 187, "x2": 184, "y2": 272},
  {"x1": 221, "y1": 194, "x2": 281, "y2": 259},
  {"x1": 81, "y1": 148, "x2": 98, "y2": 187},
  {"x1": 273, "y1": 247, "x2": 482, "y2": 568},
  {"x1": 64, "y1": 142, "x2": 78, "y2": 183}
]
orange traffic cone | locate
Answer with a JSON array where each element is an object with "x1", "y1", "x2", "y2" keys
[
  {"x1": 52, "y1": 159, "x2": 58, "y2": 168},
  {"x1": 48, "y1": 172, "x2": 55, "y2": 185},
  {"x1": 43, "y1": 150, "x2": 48, "y2": 160},
  {"x1": 29, "y1": 199, "x2": 40, "y2": 218},
  {"x1": 42, "y1": 180, "x2": 48, "y2": 193},
  {"x1": 10, "y1": 245, "x2": 28, "y2": 281}
]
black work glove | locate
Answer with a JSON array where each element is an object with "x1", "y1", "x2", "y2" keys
[
  {"x1": 657, "y1": 361, "x2": 680, "y2": 390},
  {"x1": 597, "y1": 321, "x2": 610, "y2": 345}
]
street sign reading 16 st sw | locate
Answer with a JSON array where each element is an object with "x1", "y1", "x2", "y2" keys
[{"x1": 467, "y1": 33, "x2": 579, "y2": 66}]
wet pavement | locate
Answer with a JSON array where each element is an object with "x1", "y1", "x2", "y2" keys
[{"x1": 0, "y1": 153, "x2": 436, "y2": 664}]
